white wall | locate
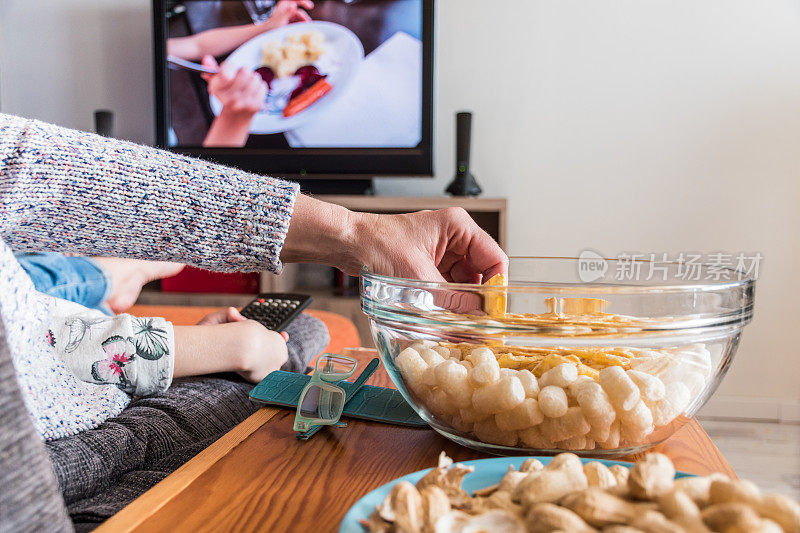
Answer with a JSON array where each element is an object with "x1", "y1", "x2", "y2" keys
[
  {"x1": 0, "y1": 0, "x2": 154, "y2": 143},
  {"x1": 2, "y1": 1, "x2": 799, "y2": 411}
]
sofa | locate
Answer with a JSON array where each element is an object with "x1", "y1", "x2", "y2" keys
[{"x1": 0, "y1": 306, "x2": 360, "y2": 532}]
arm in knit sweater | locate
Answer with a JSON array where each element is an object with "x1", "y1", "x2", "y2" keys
[{"x1": 0, "y1": 113, "x2": 299, "y2": 272}]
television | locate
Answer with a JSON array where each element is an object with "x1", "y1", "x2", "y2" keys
[{"x1": 153, "y1": 0, "x2": 434, "y2": 191}]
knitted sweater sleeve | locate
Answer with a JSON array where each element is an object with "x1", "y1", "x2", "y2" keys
[{"x1": 0, "y1": 113, "x2": 299, "y2": 273}]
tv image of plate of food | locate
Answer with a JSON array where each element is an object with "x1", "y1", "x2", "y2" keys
[{"x1": 209, "y1": 21, "x2": 364, "y2": 134}]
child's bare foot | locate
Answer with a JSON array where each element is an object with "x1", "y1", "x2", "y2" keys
[{"x1": 92, "y1": 258, "x2": 185, "y2": 313}]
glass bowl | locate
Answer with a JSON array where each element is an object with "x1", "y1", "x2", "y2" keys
[{"x1": 360, "y1": 257, "x2": 755, "y2": 457}]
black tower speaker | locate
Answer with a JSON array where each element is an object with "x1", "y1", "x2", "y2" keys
[
  {"x1": 445, "y1": 111, "x2": 482, "y2": 196},
  {"x1": 94, "y1": 109, "x2": 114, "y2": 137}
]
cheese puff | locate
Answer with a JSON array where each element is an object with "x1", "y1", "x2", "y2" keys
[
  {"x1": 517, "y1": 369, "x2": 540, "y2": 398},
  {"x1": 518, "y1": 425, "x2": 556, "y2": 450},
  {"x1": 609, "y1": 463, "x2": 629, "y2": 487},
  {"x1": 619, "y1": 400, "x2": 654, "y2": 443},
  {"x1": 468, "y1": 347, "x2": 497, "y2": 366},
  {"x1": 410, "y1": 340, "x2": 438, "y2": 350},
  {"x1": 459, "y1": 407, "x2": 491, "y2": 424},
  {"x1": 669, "y1": 344, "x2": 713, "y2": 379},
  {"x1": 470, "y1": 361, "x2": 501, "y2": 387},
  {"x1": 597, "y1": 419, "x2": 621, "y2": 449},
  {"x1": 599, "y1": 366, "x2": 640, "y2": 411},
  {"x1": 626, "y1": 369, "x2": 666, "y2": 402},
  {"x1": 448, "y1": 413, "x2": 473, "y2": 434},
  {"x1": 426, "y1": 388, "x2": 458, "y2": 416},
  {"x1": 683, "y1": 371, "x2": 707, "y2": 397},
  {"x1": 422, "y1": 366, "x2": 438, "y2": 387},
  {"x1": 646, "y1": 382, "x2": 692, "y2": 426},
  {"x1": 432, "y1": 345, "x2": 451, "y2": 359},
  {"x1": 418, "y1": 347, "x2": 446, "y2": 367},
  {"x1": 499, "y1": 368, "x2": 518, "y2": 379},
  {"x1": 495, "y1": 398, "x2": 545, "y2": 431},
  {"x1": 575, "y1": 380, "x2": 616, "y2": 436},
  {"x1": 567, "y1": 375, "x2": 595, "y2": 397},
  {"x1": 539, "y1": 407, "x2": 591, "y2": 442},
  {"x1": 539, "y1": 363, "x2": 579, "y2": 388},
  {"x1": 396, "y1": 347, "x2": 428, "y2": 393},
  {"x1": 435, "y1": 360, "x2": 474, "y2": 408},
  {"x1": 556, "y1": 435, "x2": 591, "y2": 451},
  {"x1": 472, "y1": 376, "x2": 525, "y2": 414},
  {"x1": 473, "y1": 417, "x2": 518, "y2": 447},
  {"x1": 628, "y1": 355, "x2": 674, "y2": 377},
  {"x1": 538, "y1": 386, "x2": 569, "y2": 418}
]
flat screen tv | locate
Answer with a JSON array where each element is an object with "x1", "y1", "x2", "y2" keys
[{"x1": 153, "y1": 0, "x2": 434, "y2": 186}]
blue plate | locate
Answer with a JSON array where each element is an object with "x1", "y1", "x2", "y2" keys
[{"x1": 339, "y1": 456, "x2": 694, "y2": 533}]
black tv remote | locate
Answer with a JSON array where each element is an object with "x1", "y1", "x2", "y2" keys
[{"x1": 239, "y1": 293, "x2": 313, "y2": 332}]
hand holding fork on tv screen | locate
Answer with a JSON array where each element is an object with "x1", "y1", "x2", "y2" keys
[{"x1": 166, "y1": 1, "x2": 315, "y2": 147}]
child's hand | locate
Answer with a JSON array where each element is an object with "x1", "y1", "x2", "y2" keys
[
  {"x1": 231, "y1": 320, "x2": 290, "y2": 383},
  {"x1": 174, "y1": 315, "x2": 289, "y2": 384},
  {"x1": 197, "y1": 306, "x2": 247, "y2": 325},
  {"x1": 195, "y1": 307, "x2": 290, "y2": 382},
  {"x1": 269, "y1": 1, "x2": 314, "y2": 27},
  {"x1": 201, "y1": 57, "x2": 267, "y2": 118}
]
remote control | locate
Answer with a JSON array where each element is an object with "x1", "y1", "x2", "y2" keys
[{"x1": 240, "y1": 293, "x2": 313, "y2": 332}]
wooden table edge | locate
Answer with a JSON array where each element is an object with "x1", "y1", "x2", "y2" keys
[
  {"x1": 100, "y1": 416, "x2": 734, "y2": 533},
  {"x1": 96, "y1": 406, "x2": 280, "y2": 533}
]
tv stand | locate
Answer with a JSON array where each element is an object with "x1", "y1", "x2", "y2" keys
[{"x1": 296, "y1": 179, "x2": 374, "y2": 195}]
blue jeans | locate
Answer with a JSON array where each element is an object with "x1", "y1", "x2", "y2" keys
[{"x1": 16, "y1": 253, "x2": 110, "y2": 311}]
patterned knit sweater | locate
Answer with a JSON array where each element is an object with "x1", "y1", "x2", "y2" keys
[{"x1": 0, "y1": 113, "x2": 299, "y2": 440}]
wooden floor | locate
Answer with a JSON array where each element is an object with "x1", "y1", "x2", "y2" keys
[{"x1": 699, "y1": 418, "x2": 800, "y2": 499}]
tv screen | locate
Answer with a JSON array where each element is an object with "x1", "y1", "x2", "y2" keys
[{"x1": 153, "y1": 0, "x2": 434, "y2": 178}]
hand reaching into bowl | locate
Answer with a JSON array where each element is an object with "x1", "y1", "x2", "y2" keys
[{"x1": 281, "y1": 196, "x2": 508, "y2": 284}]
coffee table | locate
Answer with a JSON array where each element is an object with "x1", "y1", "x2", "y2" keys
[{"x1": 99, "y1": 346, "x2": 735, "y2": 533}]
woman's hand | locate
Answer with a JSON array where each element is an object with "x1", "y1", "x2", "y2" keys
[
  {"x1": 354, "y1": 207, "x2": 508, "y2": 283},
  {"x1": 281, "y1": 195, "x2": 508, "y2": 283}
]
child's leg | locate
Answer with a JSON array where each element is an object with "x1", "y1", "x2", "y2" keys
[{"x1": 282, "y1": 313, "x2": 330, "y2": 373}]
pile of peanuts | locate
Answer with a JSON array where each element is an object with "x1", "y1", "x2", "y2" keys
[
  {"x1": 362, "y1": 452, "x2": 800, "y2": 532},
  {"x1": 394, "y1": 340, "x2": 714, "y2": 451}
]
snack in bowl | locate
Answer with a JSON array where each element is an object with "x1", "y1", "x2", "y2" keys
[
  {"x1": 395, "y1": 336, "x2": 709, "y2": 452},
  {"x1": 361, "y1": 257, "x2": 754, "y2": 455},
  {"x1": 360, "y1": 452, "x2": 800, "y2": 532}
]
